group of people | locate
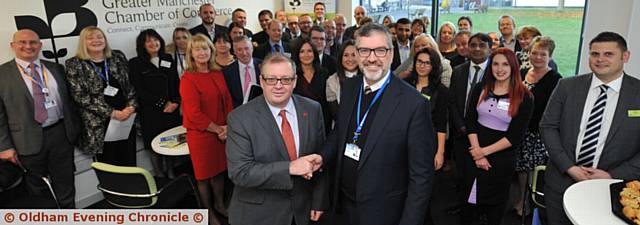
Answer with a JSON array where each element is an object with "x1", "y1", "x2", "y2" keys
[{"x1": 0, "y1": 2, "x2": 638, "y2": 225}]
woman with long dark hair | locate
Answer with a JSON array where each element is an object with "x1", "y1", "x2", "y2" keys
[
  {"x1": 326, "y1": 40, "x2": 357, "y2": 119},
  {"x1": 463, "y1": 48, "x2": 534, "y2": 225},
  {"x1": 292, "y1": 37, "x2": 331, "y2": 133}
]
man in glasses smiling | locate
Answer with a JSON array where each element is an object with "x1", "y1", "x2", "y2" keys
[
  {"x1": 226, "y1": 53, "x2": 328, "y2": 225},
  {"x1": 324, "y1": 23, "x2": 436, "y2": 225}
]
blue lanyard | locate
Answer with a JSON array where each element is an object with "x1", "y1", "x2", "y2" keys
[
  {"x1": 176, "y1": 50, "x2": 184, "y2": 71},
  {"x1": 353, "y1": 74, "x2": 391, "y2": 143},
  {"x1": 89, "y1": 60, "x2": 109, "y2": 83}
]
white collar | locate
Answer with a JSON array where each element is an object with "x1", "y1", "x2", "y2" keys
[
  {"x1": 266, "y1": 96, "x2": 296, "y2": 117},
  {"x1": 363, "y1": 70, "x2": 390, "y2": 92},
  {"x1": 240, "y1": 59, "x2": 254, "y2": 68},
  {"x1": 470, "y1": 59, "x2": 488, "y2": 71},
  {"x1": 15, "y1": 58, "x2": 41, "y2": 69},
  {"x1": 590, "y1": 72, "x2": 624, "y2": 93},
  {"x1": 345, "y1": 70, "x2": 357, "y2": 78}
]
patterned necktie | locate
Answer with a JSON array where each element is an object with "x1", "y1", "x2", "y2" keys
[
  {"x1": 274, "y1": 44, "x2": 281, "y2": 53},
  {"x1": 279, "y1": 110, "x2": 297, "y2": 160},
  {"x1": 243, "y1": 65, "x2": 251, "y2": 95},
  {"x1": 576, "y1": 84, "x2": 609, "y2": 167},
  {"x1": 29, "y1": 63, "x2": 48, "y2": 124}
]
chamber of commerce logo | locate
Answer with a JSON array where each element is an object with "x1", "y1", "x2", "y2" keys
[{"x1": 14, "y1": 0, "x2": 97, "y2": 63}]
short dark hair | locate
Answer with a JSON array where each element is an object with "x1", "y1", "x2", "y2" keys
[
  {"x1": 458, "y1": 16, "x2": 473, "y2": 27},
  {"x1": 396, "y1": 18, "x2": 411, "y2": 27},
  {"x1": 213, "y1": 32, "x2": 231, "y2": 45},
  {"x1": 228, "y1": 22, "x2": 244, "y2": 33},
  {"x1": 412, "y1": 19, "x2": 427, "y2": 32},
  {"x1": 469, "y1": 32, "x2": 492, "y2": 49},
  {"x1": 258, "y1": 9, "x2": 273, "y2": 19},
  {"x1": 314, "y1": 2, "x2": 326, "y2": 9},
  {"x1": 232, "y1": 8, "x2": 246, "y2": 16},
  {"x1": 589, "y1": 31, "x2": 628, "y2": 52},
  {"x1": 310, "y1": 25, "x2": 325, "y2": 33},
  {"x1": 455, "y1": 30, "x2": 471, "y2": 39},
  {"x1": 136, "y1": 29, "x2": 166, "y2": 60}
]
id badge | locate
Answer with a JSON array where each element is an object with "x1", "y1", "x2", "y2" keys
[
  {"x1": 160, "y1": 60, "x2": 172, "y2": 68},
  {"x1": 344, "y1": 143, "x2": 361, "y2": 161},
  {"x1": 104, "y1": 85, "x2": 119, "y2": 96},
  {"x1": 44, "y1": 99, "x2": 57, "y2": 109},
  {"x1": 497, "y1": 99, "x2": 510, "y2": 111}
]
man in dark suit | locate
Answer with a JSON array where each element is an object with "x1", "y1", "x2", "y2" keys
[
  {"x1": 323, "y1": 20, "x2": 340, "y2": 58},
  {"x1": 299, "y1": 14, "x2": 314, "y2": 38},
  {"x1": 226, "y1": 53, "x2": 328, "y2": 225},
  {"x1": 447, "y1": 32, "x2": 492, "y2": 219},
  {"x1": 0, "y1": 29, "x2": 80, "y2": 208},
  {"x1": 334, "y1": 15, "x2": 347, "y2": 46},
  {"x1": 286, "y1": 15, "x2": 302, "y2": 40},
  {"x1": 342, "y1": 6, "x2": 367, "y2": 42},
  {"x1": 310, "y1": 26, "x2": 337, "y2": 75},
  {"x1": 224, "y1": 36, "x2": 262, "y2": 108},
  {"x1": 251, "y1": 10, "x2": 273, "y2": 47},
  {"x1": 232, "y1": 8, "x2": 253, "y2": 38},
  {"x1": 325, "y1": 23, "x2": 435, "y2": 225},
  {"x1": 254, "y1": 21, "x2": 292, "y2": 60},
  {"x1": 391, "y1": 18, "x2": 411, "y2": 71},
  {"x1": 189, "y1": 3, "x2": 228, "y2": 41},
  {"x1": 540, "y1": 31, "x2": 640, "y2": 225}
]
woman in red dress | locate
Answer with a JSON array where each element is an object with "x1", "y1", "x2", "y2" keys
[{"x1": 180, "y1": 34, "x2": 232, "y2": 225}]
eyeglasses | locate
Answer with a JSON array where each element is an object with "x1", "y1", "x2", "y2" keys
[
  {"x1": 261, "y1": 76, "x2": 297, "y2": 85},
  {"x1": 416, "y1": 60, "x2": 432, "y2": 67},
  {"x1": 357, "y1": 47, "x2": 391, "y2": 57}
]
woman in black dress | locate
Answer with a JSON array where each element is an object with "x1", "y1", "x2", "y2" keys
[
  {"x1": 292, "y1": 37, "x2": 331, "y2": 133},
  {"x1": 513, "y1": 36, "x2": 561, "y2": 216},
  {"x1": 129, "y1": 29, "x2": 182, "y2": 176},
  {"x1": 463, "y1": 48, "x2": 534, "y2": 225}
]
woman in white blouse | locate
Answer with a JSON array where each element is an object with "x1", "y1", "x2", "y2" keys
[{"x1": 326, "y1": 40, "x2": 357, "y2": 120}]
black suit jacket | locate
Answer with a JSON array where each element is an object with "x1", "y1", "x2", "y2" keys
[
  {"x1": 253, "y1": 42, "x2": 291, "y2": 60},
  {"x1": 222, "y1": 58, "x2": 262, "y2": 108},
  {"x1": 325, "y1": 74, "x2": 435, "y2": 225},
  {"x1": 391, "y1": 42, "x2": 401, "y2": 71},
  {"x1": 252, "y1": 31, "x2": 268, "y2": 46},
  {"x1": 321, "y1": 54, "x2": 338, "y2": 75},
  {"x1": 343, "y1": 25, "x2": 358, "y2": 42},
  {"x1": 448, "y1": 61, "x2": 472, "y2": 136},
  {"x1": 189, "y1": 24, "x2": 228, "y2": 40}
]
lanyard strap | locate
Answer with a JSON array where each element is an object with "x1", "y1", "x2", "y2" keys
[
  {"x1": 353, "y1": 74, "x2": 391, "y2": 143},
  {"x1": 89, "y1": 60, "x2": 109, "y2": 83},
  {"x1": 176, "y1": 50, "x2": 184, "y2": 71},
  {"x1": 16, "y1": 63, "x2": 49, "y2": 90}
]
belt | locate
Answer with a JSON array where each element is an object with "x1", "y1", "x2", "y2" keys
[{"x1": 43, "y1": 120, "x2": 63, "y2": 131}]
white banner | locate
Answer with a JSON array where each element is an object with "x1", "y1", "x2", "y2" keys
[{"x1": 0, "y1": 209, "x2": 207, "y2": 225}]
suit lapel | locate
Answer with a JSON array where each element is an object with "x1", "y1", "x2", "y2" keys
[
  {"x1": 293, "y1": 96, "x2": 309, "y2": 156},
  {"x1": 337, "y1": 77, "x2": 360, "y2": 157},
  {"x1": 358, "y1": 76, "x2": 403, "y2": 170},
  {"x1": 255, "y1": 97, "x2": 290, "y2": 160},
  {"x1": 9, "y1": 60, "x2": 35, "y2": 106},
  {"x1": 568, "y1": 74, "x2": 592, "y2": 148},
  {"x1": 604, "y1": 75, "x2": 638, "y2": 145},
  {"x1": 229, "y1": 62, "x2": 243, "y2": 101}
]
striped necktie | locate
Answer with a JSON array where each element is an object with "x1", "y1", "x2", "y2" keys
[{"x1": 576, "y1": 84, "x2": 609, "y2": 167}]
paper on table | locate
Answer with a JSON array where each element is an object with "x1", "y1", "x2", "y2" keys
[{"x1": 104, "y1": 113, "x2": 137, "y2": 142}]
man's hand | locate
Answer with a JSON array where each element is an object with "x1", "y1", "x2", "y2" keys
[
  {"x1": 310, "y1": 210, "x2": 323, "y2": 221},
  {"x1": 289, "y1": 154, "x2": 323, "y2": 179},
  {"x1": 583, "y1": 167, "x2": 612, "y2": 179},
  {"x1": 566, "y1": 166, "x2": 590, "y2": 182},
  {"x1": 0, "y1": 149, "x2": 17, "y2": 164},
  {"x1": 475, "y1": 157, "x2": 491, "y2": 171},
  {"x1": 434, "y1": 152, "x2": 444, "y2": 171},
  {"x1": 112, "y1": 110, "x2": 129, "y2": 121}
]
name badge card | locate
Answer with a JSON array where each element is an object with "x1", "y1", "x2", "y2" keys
[
  {"x1": 497, "y1": 99, "x2": 510, "y2": 111},
  {"x1": 344, "y1": 143, "x2": 361, "y2": 161},
  {"x1": 104, "y1": 85, "x2": 119, "y2": 96}
]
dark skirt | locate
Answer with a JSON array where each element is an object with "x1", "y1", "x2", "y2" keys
[{"x1": 515, "y1": 131, "x2": 548, "y2": 172}]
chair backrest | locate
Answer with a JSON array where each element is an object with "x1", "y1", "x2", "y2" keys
[
  {"x1": 531, "y1": 165, "x2": 546, "y2": 208},
  {"x1": 91, "y1": 162, "x2": 158, "y2": 208}
]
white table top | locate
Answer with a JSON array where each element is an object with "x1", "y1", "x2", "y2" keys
[
  {"x1": 151, "y1": 126, "x2": 189, "y2": 156},
  {"x1": 563, "y1": 179, "x2": 627, "y2": 225}
]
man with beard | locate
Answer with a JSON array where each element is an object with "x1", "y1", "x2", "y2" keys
[
  {"x1": 391, "y1": 18, "x2": 411, "y2": 71},
  {"x1": 189, "y1": 3, "x2": 228, "y2": 41},
  {"x1": 324, "y1": 23, "x2": 435, "y2": 225}
]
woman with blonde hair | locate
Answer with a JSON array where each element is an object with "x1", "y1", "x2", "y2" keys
[
  {"x1": 438, "y1": 22, "x2": 458, "y2": 60},
  {"x1": 180, "y1": 34, "x2": 233, "y2": 225},
  {"x1": 393, "y1": 34, "x2": 453, "y2": 87},
  {"x1": 165, "y1": 27, "x2": 191, "y2": 78},
  {"x1": 65, "y1": 26, "x2": 137, "y2": 166}
]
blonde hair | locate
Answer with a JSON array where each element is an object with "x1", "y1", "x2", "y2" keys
[
  {"x1": 412, "y1": 34, "x2": 446, "y2": 62},
  {"x1": 76, "y1": 26, "x2": 113, "y2": 60},
  {"x1": 166, "y1": 27, "x2": 192, "y2": 54},
  {"x1": 437, "y1": 21, "x2": 458, "y2": 48},
  {"x1": 186, "y1": 34, "x2": 220, "y2": 72}
]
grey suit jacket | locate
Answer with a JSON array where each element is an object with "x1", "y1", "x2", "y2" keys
[
  {"x1": 226, "y1": 94, "x2": 328, "y2": 225},
  {"x1": 0, "y1": 59, "x2": 80, "y2": 155},
  {"x1": 540, "y1": 73, "x2": 640, "y2": 195}
]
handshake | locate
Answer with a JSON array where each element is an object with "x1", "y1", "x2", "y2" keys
[{"x1": 289, "y1": 154, "x2": 323, "y2": 180}]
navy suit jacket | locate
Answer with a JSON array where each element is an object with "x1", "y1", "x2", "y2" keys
[
  {"x1": 253, "y1": 42, "x2": 292, "y2": 60},
  {"x1": 222, "y1": 58, "x2": 263, "y2": 108}
]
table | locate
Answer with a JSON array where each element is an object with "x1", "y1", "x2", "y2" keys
[
  {"x1": 151, "y1": 126, "x2": 189, "y2": 156},
  {"x1": 563, "y1": 179, "x2": 627, "y2": 225}
]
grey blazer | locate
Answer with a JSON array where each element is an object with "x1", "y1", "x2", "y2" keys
[
  {"x1": 0, "y1": 59, "x2": 80, "y2": 155},
  {"x1": 540, "y1": 73, "x2": 640, "y2": 196},
  {"x1": 226, "y1": 94, "x2": 328, "y2": 225}
]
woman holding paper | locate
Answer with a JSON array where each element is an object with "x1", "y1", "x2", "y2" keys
[
  {"x1": 463, "y1": 48, "x2": 533, "y2": 225},
  {"x1": 66, "y1": 26, "x2": 138, "y2": 166},
  {"x1": 180, "y1": 34, "x2": 232, "y2": 225}
]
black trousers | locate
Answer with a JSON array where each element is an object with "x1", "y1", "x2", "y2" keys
[
  {"x1": 334, "y1": 193, "x2": 359, "y2": 225},
  {"x1": 19, "y1": 121, "x2": 75, "y2": 208},
  {"x1": 97, "y1": 127, "x2": 137, "y2": 166},
  {"x1": 460, "y1": 202, "x2": 507, "y2": 225}
]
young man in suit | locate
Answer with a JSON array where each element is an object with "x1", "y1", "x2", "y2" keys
[
  {"x1": 325, "y1": 23, "x2": 435, "y2": 225},
  {"x1": 0, "y1": 29, "x2": 80, "y2": 208},
  {"x1": 252, "y1": 10, "x2": 273, "y2": 47},
  {"x1": 447, "y1": 32, "x2": 492, "y2": 219},
  {"x1": 254, "y1": 20, "x2": 292, "y2": 60},
  {"x1": 232, "y1": 8, "x2": 253, "y2": 38},
  {"x1": 310, "y1": 26, "x2": 338, "y2": 75},
  {"x1": 226, "y1": 53, "x2": 328, "y2": 225},
  {"x1": 540, "y1": 31, "x2": 640, "y2": 225},
  {"x1": 391, "y1": 18, "x2": 411, "y2": 71},
  {"x1": 189, "y1": 3, "x2": 228, "y2": 41},
  {"x1": 223, "y1": 36, "x2": 262, "y2": 108}
]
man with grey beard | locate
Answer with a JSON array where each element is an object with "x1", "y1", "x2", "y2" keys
[{"x1": 324, "y1": 23, "x2": 435, "y2": 225}]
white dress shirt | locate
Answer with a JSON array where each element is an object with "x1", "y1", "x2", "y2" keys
[
  {"x1": 238, "y1": 59, "x2": 257, "y2": 103},
  {"x1": 267, "y1": 97, "x2": 300, "y2": 156},
  {"x1": 574, "y1": 73, "x2": 623, "y2": 168},
  {"x1": 363, "y1": 70, "x2": 390, "y2": 92},
  {"x1": 15, "y1": 58, "x2": 64, "y2": 127},
  {"x1": 397, "y1": 40, "x2": 411, "y2": 63}
]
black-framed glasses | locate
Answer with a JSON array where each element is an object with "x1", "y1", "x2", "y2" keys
[
  {"x1": 261, "y1": 75, "x2": 297, "y2": 85},
  {"x1": 357, "y1": 47, "x2": 391, "y2": 57},
  {"x1": 416, "y1": 60, "x2": 432, "y2": 67}
]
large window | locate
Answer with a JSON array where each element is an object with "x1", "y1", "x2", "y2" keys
[{"x1": 362, "y1": 0, "x2": 586, "y2": 76}]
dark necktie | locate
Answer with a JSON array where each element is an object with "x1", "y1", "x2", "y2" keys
[
  {"x1": 364, "y1": 86, "x2": 372, "y2": 95},
  {"x1": 465, "y1": 65, "x2": 482, "y2": 115},
  {"x1": 576, "y1": 85, "x2": 609, "y2": 167},
  {"x1": 274, "y1": 44, "x2": 281, "y2": 53},
  {"x1": 29, "y1": 63, "x2": 48, "y2": 124}
]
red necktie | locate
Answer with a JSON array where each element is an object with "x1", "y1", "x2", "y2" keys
[
  {"x1": 279, "y1": 110, "x2": 297, "y2": 160},
  {"x1": 29, "y1": 63, "x2": 48, "y2": 124}
]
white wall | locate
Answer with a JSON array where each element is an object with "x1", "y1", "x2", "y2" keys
[{"x1": 578, "y1": 0, "x2": 639, "y2": 78}]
